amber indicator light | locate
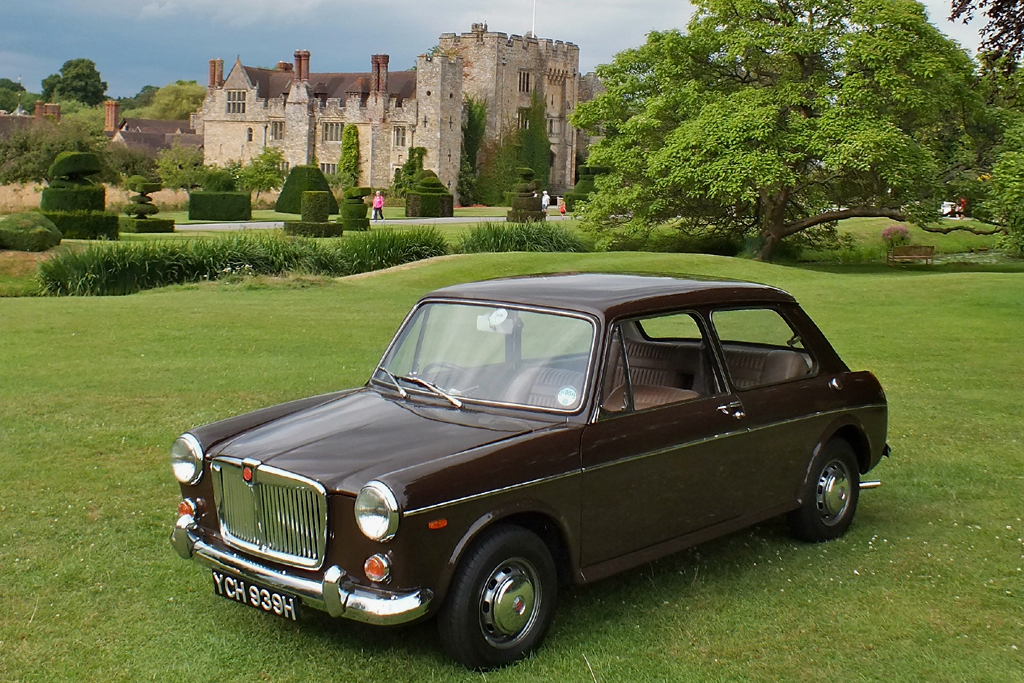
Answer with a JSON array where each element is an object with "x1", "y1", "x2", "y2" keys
[
  {"x1": 178, "y1": 499, "x2": 196, "y2": 517},
  {"x1": 242, "y1": 466, "x2": 253, "y2": 482},
  {"x1": 364, "y1": 554, "x2": 390, "y2": 582},
  {"x1": 427, "y1": 518, "x2": 448, "y2": 530}
]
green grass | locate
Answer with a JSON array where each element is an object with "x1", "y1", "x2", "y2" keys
[
  {"x1": 1, "y1": 252, "x2": 1022, "y2": 681},
  {"x1": 158, "y1": 205, "x2": 557, "y2": 224}
]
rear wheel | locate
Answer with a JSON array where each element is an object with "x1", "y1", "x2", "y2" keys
[
  {"x1": 790, "y1": 439, "x2": 860, "y2": 542},
  {"x1": 437, "y1": 525, "x2": 557, "y2": 670}
]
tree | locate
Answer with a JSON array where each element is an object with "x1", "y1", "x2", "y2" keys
[
  {"x1": 237, "y1": 147, "x2": 287, "y2": 201},
  {"x1": 0, "y1": 119, "x2": 103, "y2": 184},
  {"x1": 518, "y1": 92, "x2": 551, "y2": 189},
  {"x1": 143, "y1": 81, "x2": 206, "y2": 120},
  {"x1": 42, "y1": 59, "x2": 108, "y2": 106},
  {"x1": 339, "y1": 124, "x2": 360, "y2": 187},
  {"x1": 156, "y1": 141, "x2": 205, "y2": 190},
  {"x1": 457, "y1": 97, "x2": 487, "y2": 205},
  {"x1": 572, "y1": 0, "x2": 985, "y2": 259},
  {"x1": 119, "y1": 85, "x2": 159, "y2": 112},
  {"x1": 951, "y1": 1, "x2": 1024, "y2": 61}
]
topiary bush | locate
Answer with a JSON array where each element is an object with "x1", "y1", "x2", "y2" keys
[
  {"x1": 507, "y1": 167, "x2": 545, "y2": 223},
  {"x1": 276, "y1": 166, "x2": 339, "y2": 215},
  {"x1": 405, "y1": 170, "x2": 453, "y2": 218},
  {"x1": 0, "y1": 212, "x2": 63, "y2": 252},
  {"x1": 339, "y1": 186, "x2": 371, "y2": 231},
  {"x1": 284, "y1": 191, "x2": 341, "y2": 237},
  {"x1": 40, "y1": 151, "x2": 118, "y2": 240},
  {"x1": 563, "y1": 165, "x2": 609, "y2": 212},
  {"x1": 188, "y1": 192, "x2": 252, "y2": 221},
  {"x1": 459, "y1": 222, "x2": 587, "y2": 253},
  {"x1": 119, "y1": 175, "x2": 175, "y2": 233}
]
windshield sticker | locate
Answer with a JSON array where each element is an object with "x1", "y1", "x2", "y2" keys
[
  {"x1": 557, "y1": 386, "x2": 578, "y2": 407},
  {"x1": 488, "y1": 308, "x2": 508, "y2": 327}
]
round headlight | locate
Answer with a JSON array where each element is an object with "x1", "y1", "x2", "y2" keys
[
  {"x1": 170, "y1": 433, "x2": 204, "y2": 485},
  {"x1": 354, "y1": 481, "x2": 399, "y2": 542}
]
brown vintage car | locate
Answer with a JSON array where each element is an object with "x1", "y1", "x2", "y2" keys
[{"x1": 170, "y1": 273, "x2": 889, "y2": 668}]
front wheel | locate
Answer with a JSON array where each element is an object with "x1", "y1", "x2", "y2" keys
[
  {"x1": 437, "y1": 525, "x2": 557, "y2": 670},
  {"x1": 790, "y1": 439, "x2": 860, "y2": 542}
]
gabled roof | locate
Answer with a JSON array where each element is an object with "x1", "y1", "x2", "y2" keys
[
  {"x1": 241, "y1": 66, "x2": 417, "y2": 101},
  {"x1": 121, "y1": 118, "x2": 195, "y2": 135},
  {"x1": 111, "y1": 130, "x2": 203, "y2": 153}
]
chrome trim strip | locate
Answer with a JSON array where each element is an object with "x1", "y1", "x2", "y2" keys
[
  {"x1": 170, "y1": 516, "x2": 432, "y2": 625},
  {"x1": 403, "y1": 403, "x2": 887, "y2": 515},
  {"x1": 860, "y1": 480, "x2": 882, "y2": 490}
]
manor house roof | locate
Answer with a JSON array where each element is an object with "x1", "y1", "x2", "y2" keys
[{"x1": 242, "y1": 67, "x2": 417, "y2": 102}]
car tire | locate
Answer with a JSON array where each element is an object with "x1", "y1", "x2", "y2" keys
[
  {"x1": 790, "y1": 439, "x2": 860, "y2": 542},
  {"x1": 437, "y1": 525, "x2": 558, "y2": 670}
]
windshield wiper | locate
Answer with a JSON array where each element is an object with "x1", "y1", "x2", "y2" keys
[
  {"x1": 374, "y1": 365, "x2": 407, "y2": 398},
  {"x1": 394, "y1": 373, "x2": 464, "y2": 409}
]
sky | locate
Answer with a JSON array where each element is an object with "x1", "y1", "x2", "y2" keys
[{"x1": 0, "y1": 1, "x2": 984, "y2": 98}]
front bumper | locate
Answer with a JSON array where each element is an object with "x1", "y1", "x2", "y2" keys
[{"x1": 170, "y1": 514, "x2": 432, "y2": 626}]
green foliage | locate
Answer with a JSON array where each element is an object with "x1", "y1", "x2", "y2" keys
[
  {"x1": 276, "y1": 165, "x2": 339, "y2": 214},
  {"x1": 339, "y1": 124, "x2": 360, "y2": 187},
  {"x1": 564, "y1": 166, "x2": 610, "y2": 212},
  {"x1": 997, "y1": 210, "x2": 1024, "y2": 256},
  {"x1": 37, "y1": 229, "x2": 449, "y2": 295},
  {"x1": 456, "y1": 149, "x2": 477, "y2": 206},
  {"x1": 0, "y1": 119, "x2": 102, "y2": 184},
  {"x1": 137, "y1": 80, "x2": 206, "y2": 120},
  {"x1": 339, "y1": 188, "x2": 371, "y2": 232},
  {"x1": 283, "y1": 221, "x2": 343, "y2": 238},
  {"x1": 187, "y1": 192, "x2": 252, "y2": 221},
  {"x1": 457, "y1": 97, "x2": 488, "y2": 205},
  {"x1": 41, "y1": 210, "x2": 119, "y2": 240},
  {"x1": 301, "y1": 191, "x2": 332, "y2": 223},
  {"x1": 119, "y1": 217, "x2": 174, "y2": 234},
  {"x1": 572, "y1": 0, "x2": 985, "y2": 259},
  {"x1": 236, "y1": 147, "x2": 286, "y2": 201},
  {"x1": 117, "y1": 84, "x2": 159, "y2": 111},
  {"x1": 156, "y1": 141, "x2": 205, "y2": 190},
  {"x1": 202, "y1": 168, "x2": 237, "y2": 192},
  {"x1": 40, "y1": 186, "x2": 106, "y2": 212},
  {"x1": 43, "y1": 58, "x2": 108, "y2": 106},
  {"x1": 507, "y1": 167, "x2": 545, "y2": 222},
  {"x1": 392, "y1": 147, "x2": 427, "y2": 198},
  {"x1": 0, "y1": 212, "x2": 62, "y2": 252},
  {"x1": 458, "y1": 222, "x2": 587, "y2": 253},
  {"x1": 406, "y1": 170, "x2": 454, "y2": 217},
  {"x1": 0, "y1": 78, "x2": 41, "y2": 113},
  {"x1": 476, "y1": 128, "x2": 521, "y2": 206},
  {"x1": 102, "y1": 144, "x2": 158, "y2": 185},
  {"x1": 518, "y1": 92, "x2": 551, "y2": 190},
  {"x1": 48, "y1": 151, "x2": 102, "y2": 184},
  {"x1": 123, "y1": 175, "x2": 162, "y2": 220}
]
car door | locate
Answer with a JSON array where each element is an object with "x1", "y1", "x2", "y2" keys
[{"x1": 579, "y1": 311, "x2": 750, "y2": 568}]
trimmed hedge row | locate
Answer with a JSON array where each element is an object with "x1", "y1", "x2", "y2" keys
[
  {"x1": 188, "y1": 192, "x2": 252, "y2": 221},
  {"x1": 37, "y1": 229, "x2": 449, "y2": 296},
  {"x1": 41, "y1": 211, "x2": 119, "y2": 240},
  {"x1": 405, "y1": 171, "x2": 453, "y2": 218},
  {"x1": 119, "y1": 217, "x2": 176, "y2": 234},
  {"x1": 39, "y1": 186, "x2": 106, "y2": 212}
]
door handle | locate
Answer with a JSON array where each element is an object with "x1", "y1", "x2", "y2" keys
[{"x1": 717, "y1": 401, "x2": 745, "y2": 419}]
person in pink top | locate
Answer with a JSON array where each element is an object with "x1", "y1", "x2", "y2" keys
[{"x1": 372, "y1": 191, "x2": 385, "y2": 221}]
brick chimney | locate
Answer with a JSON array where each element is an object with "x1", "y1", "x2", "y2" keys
[
  {"x1": 294, "y1": 50, "x2": 310, "y2": 81},
  {"x1": 104, "y1": 100, "x2": 120, "y2": 133},
  {"x1": 208, "y1": 59, "x2": 224, "y2": 88},
  {"x1": 371, "y1": 54, "x2": 389, "y2": 93},
  {"x1": 276, "y1": 61, "x2": 294, "y2": 72},
  {"x1": 34, "y1": 100, "x2": 44, "y2": 123}
]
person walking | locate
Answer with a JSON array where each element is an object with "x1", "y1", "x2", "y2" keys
[
  {"x1": 372, "y1": 191, "x2": 385, "y2": 222},
  {"x1": 541, "y1": 190, "x2": 550, "y2": 212}
]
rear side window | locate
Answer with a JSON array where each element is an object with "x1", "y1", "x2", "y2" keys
[{"x1": 712, "y1": 308, "x2": 814, "y2": 390}]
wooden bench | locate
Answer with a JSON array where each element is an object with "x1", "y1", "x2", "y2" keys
[{"x1": 887, "y1": 245, "x2": 934, "y2": 266}]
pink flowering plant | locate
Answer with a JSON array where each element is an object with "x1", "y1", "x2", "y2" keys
[{"x1": 881, "y1": 224, "x2": 911, "y2": 250}]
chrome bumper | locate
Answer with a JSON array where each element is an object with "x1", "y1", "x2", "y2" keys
[{"x1": 170, "y1": 514, "x2": 432, "y2": 626}]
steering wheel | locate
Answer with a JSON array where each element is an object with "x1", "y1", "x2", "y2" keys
[{"x1": 420, "y1": 362, "x2": 475, "y2": 388}]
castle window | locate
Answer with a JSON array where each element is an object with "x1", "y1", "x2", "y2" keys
[
  {"x1": 393, "y1": 126, "x2": 406, "y2": 148},
  {"x1": 226, "y1": 90, "x2": 246, "y2": 114},
  {"x1": 518, "y1": 71, "x2": 531, "y2": 93},
  {"x1": 320, "y1": 163, "x2": 337, "y2": 175},
  {"x1": 278, "y1": 161, "x2": 290, "y2": 172},
  {"x1": 246, "y1": 127, "x2": 253, "y2": 142},
  {"x1": 322, "y1": 122, "x2": 343, "y2": 142},
  {"x1": 518, "y1": 108, "x2": 530, "y2": 129},
  {"x1": 270, "y1": 121, "x2": 285, "y2": 141}
]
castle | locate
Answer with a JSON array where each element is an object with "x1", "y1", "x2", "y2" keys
[{"x1": 193, "y1": 24, "x2": 592, "y2": 197}]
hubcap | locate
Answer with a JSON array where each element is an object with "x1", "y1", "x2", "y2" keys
[
  {"x1": 479, "y1": 558, "x2": 540, "y2": 647},
  {"x1": 815, "y1": 459, "x2": 852, "y2": 526}
]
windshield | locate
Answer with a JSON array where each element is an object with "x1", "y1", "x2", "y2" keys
[{"x1": 374, "y1": 302, "x2": 596, "y2": 412}]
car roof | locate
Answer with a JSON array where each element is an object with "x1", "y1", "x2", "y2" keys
[{"x1": 423, "y1": 273, "x2": 795, "y2": 320}]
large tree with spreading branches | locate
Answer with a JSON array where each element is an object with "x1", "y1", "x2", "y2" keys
[
  {"x1": 951, "y1": 1, "x2": 1024, "y2": 61},
  {"x1": 572, "y1": 0, "x2": 990, "y2": 259}
]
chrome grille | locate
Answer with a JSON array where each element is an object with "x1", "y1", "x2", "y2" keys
[{"x1": 212, "y1": 459, "x2": 328, "y2": 569}]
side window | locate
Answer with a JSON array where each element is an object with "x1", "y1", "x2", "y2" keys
[
  {"x1": 600, "y1": 312, "x2": 721, "y2": 415},
  {"x1": 711, "y1": 308, "x2": 814, "y2": 390}
]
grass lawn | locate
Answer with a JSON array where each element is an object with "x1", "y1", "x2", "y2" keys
[
  {"x1": 158, "y1": 205, "x2": 552, "y2": 224},
  {"x1": 1, "y1": 252, "x2": 1022, "y2": 681}
]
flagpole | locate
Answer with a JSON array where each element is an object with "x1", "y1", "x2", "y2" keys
[{"x1": 532, "y1": 0, "x2": 536, "y2": 36}]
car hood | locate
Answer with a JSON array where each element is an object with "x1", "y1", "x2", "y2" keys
[{"x1": 213, "y1": 388, "x2": 549, "y2": 494}]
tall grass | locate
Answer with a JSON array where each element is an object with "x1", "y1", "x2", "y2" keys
[
  {"x1": 458, "y1": 222, "x2": 588, "y2": 253},
  {"x1": 38, "y1": 228, "x2": 448, "y2": 296}
]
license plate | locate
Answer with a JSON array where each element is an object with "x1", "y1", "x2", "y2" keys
[{"x1": 212, "y1": 569, "x2": 299, "y2": 621}]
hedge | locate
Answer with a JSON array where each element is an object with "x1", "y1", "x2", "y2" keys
[
  {"x1": 507, "y1": 167, "x2": 545, "y2": 223},
  {"x1": 276, "y1": 166, "x2": 338, "y2": 214},
  {"x1": 563, "y1": 165, "x2": 610, "y2": 212},
  {"x1": 40, "y1": 186, "x2": 106, "y2": 212},
  {"x1": 188, "y1": 192, "x2": 252, "y2": 221},
  {"x1": 339, "y1": 186, "x2": 371, "y2": 232},
  {"x1": 283, "y1": 221, "x2": 343, "y2": 238},
  {"x1": 41, "y1": 211, "x2": 119, "y2": 240},
  {"x1": 405, "y1": 171, "x2": 453, "y2": 218},
  {"x1": 48, "y1": 152, "x2": 103, "y2": 183},
  {"x1": 0, "y1": 212, "x2": 62, "y2": 252},
  {"x1": 203, "y1": 169, "x2": 237, "y2": 192},
  {"x1": 119, "y1": 217, "x2": 176, "y2": 234},
  {"x1": 301, "y1": 191, "x2": 333, "y2": 223}
]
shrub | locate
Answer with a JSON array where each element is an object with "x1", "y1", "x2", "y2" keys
[
  {"x1": 564, "y1": 165, "x2": 609, "y2": 212},
  {"x1": 339, "y1": 125, "x2": 360, "y2": 187},
  {"x1": 507, "y1": 167, "x2": 544, "y2": 223},
  {"x1": 39, "y1": 185, "x2": 106, "y2": 212},
  {"x1": 0, "y1": 212, "x2": 63, "y2": 252},
  {"x1": 459, "y1": 222, "x2": 587, "y2": 253},
  {"x1": 283, "y1": 221, "x2": 342, "y2": 238},
  {"x1": 119, "y1": 217, "x2": 175, "y2": 233},
  {"x1": 881, "y1": 224, "x2": 911, "y2": 250},
  {"x1": 203, "y1": 168, "x2": 237, "y2": 192},
  {"x1": 339, "y1": 186, "x2": 371, "y2": 232},
  {"x1": 188, "y1": 192, "x2": 252, "y2": 221},
  {"x1": 42, "y1": 210, "x2": 119, "y2": 240},
  {"x1": 405, "y1": 170, "x2": 453, "y2": 218},
  {"x1": 48, "y1": 151, "x2": 103, "y2": 184},
  {"x1": 997, "y1": 211, "x2": 1024, "y2": 257},
  {"x1": 276, "y1": 166, "x2": 338, "y2": 214},
  {"x1": 124, "y1": 175, "x2": 166, "y2": 220},
  {"x1": 38, "y1": 230, "x2": 449, "y2": 296},
  {"x1": 301, "y1": 191, "x2": 333, "y2": 223}
]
